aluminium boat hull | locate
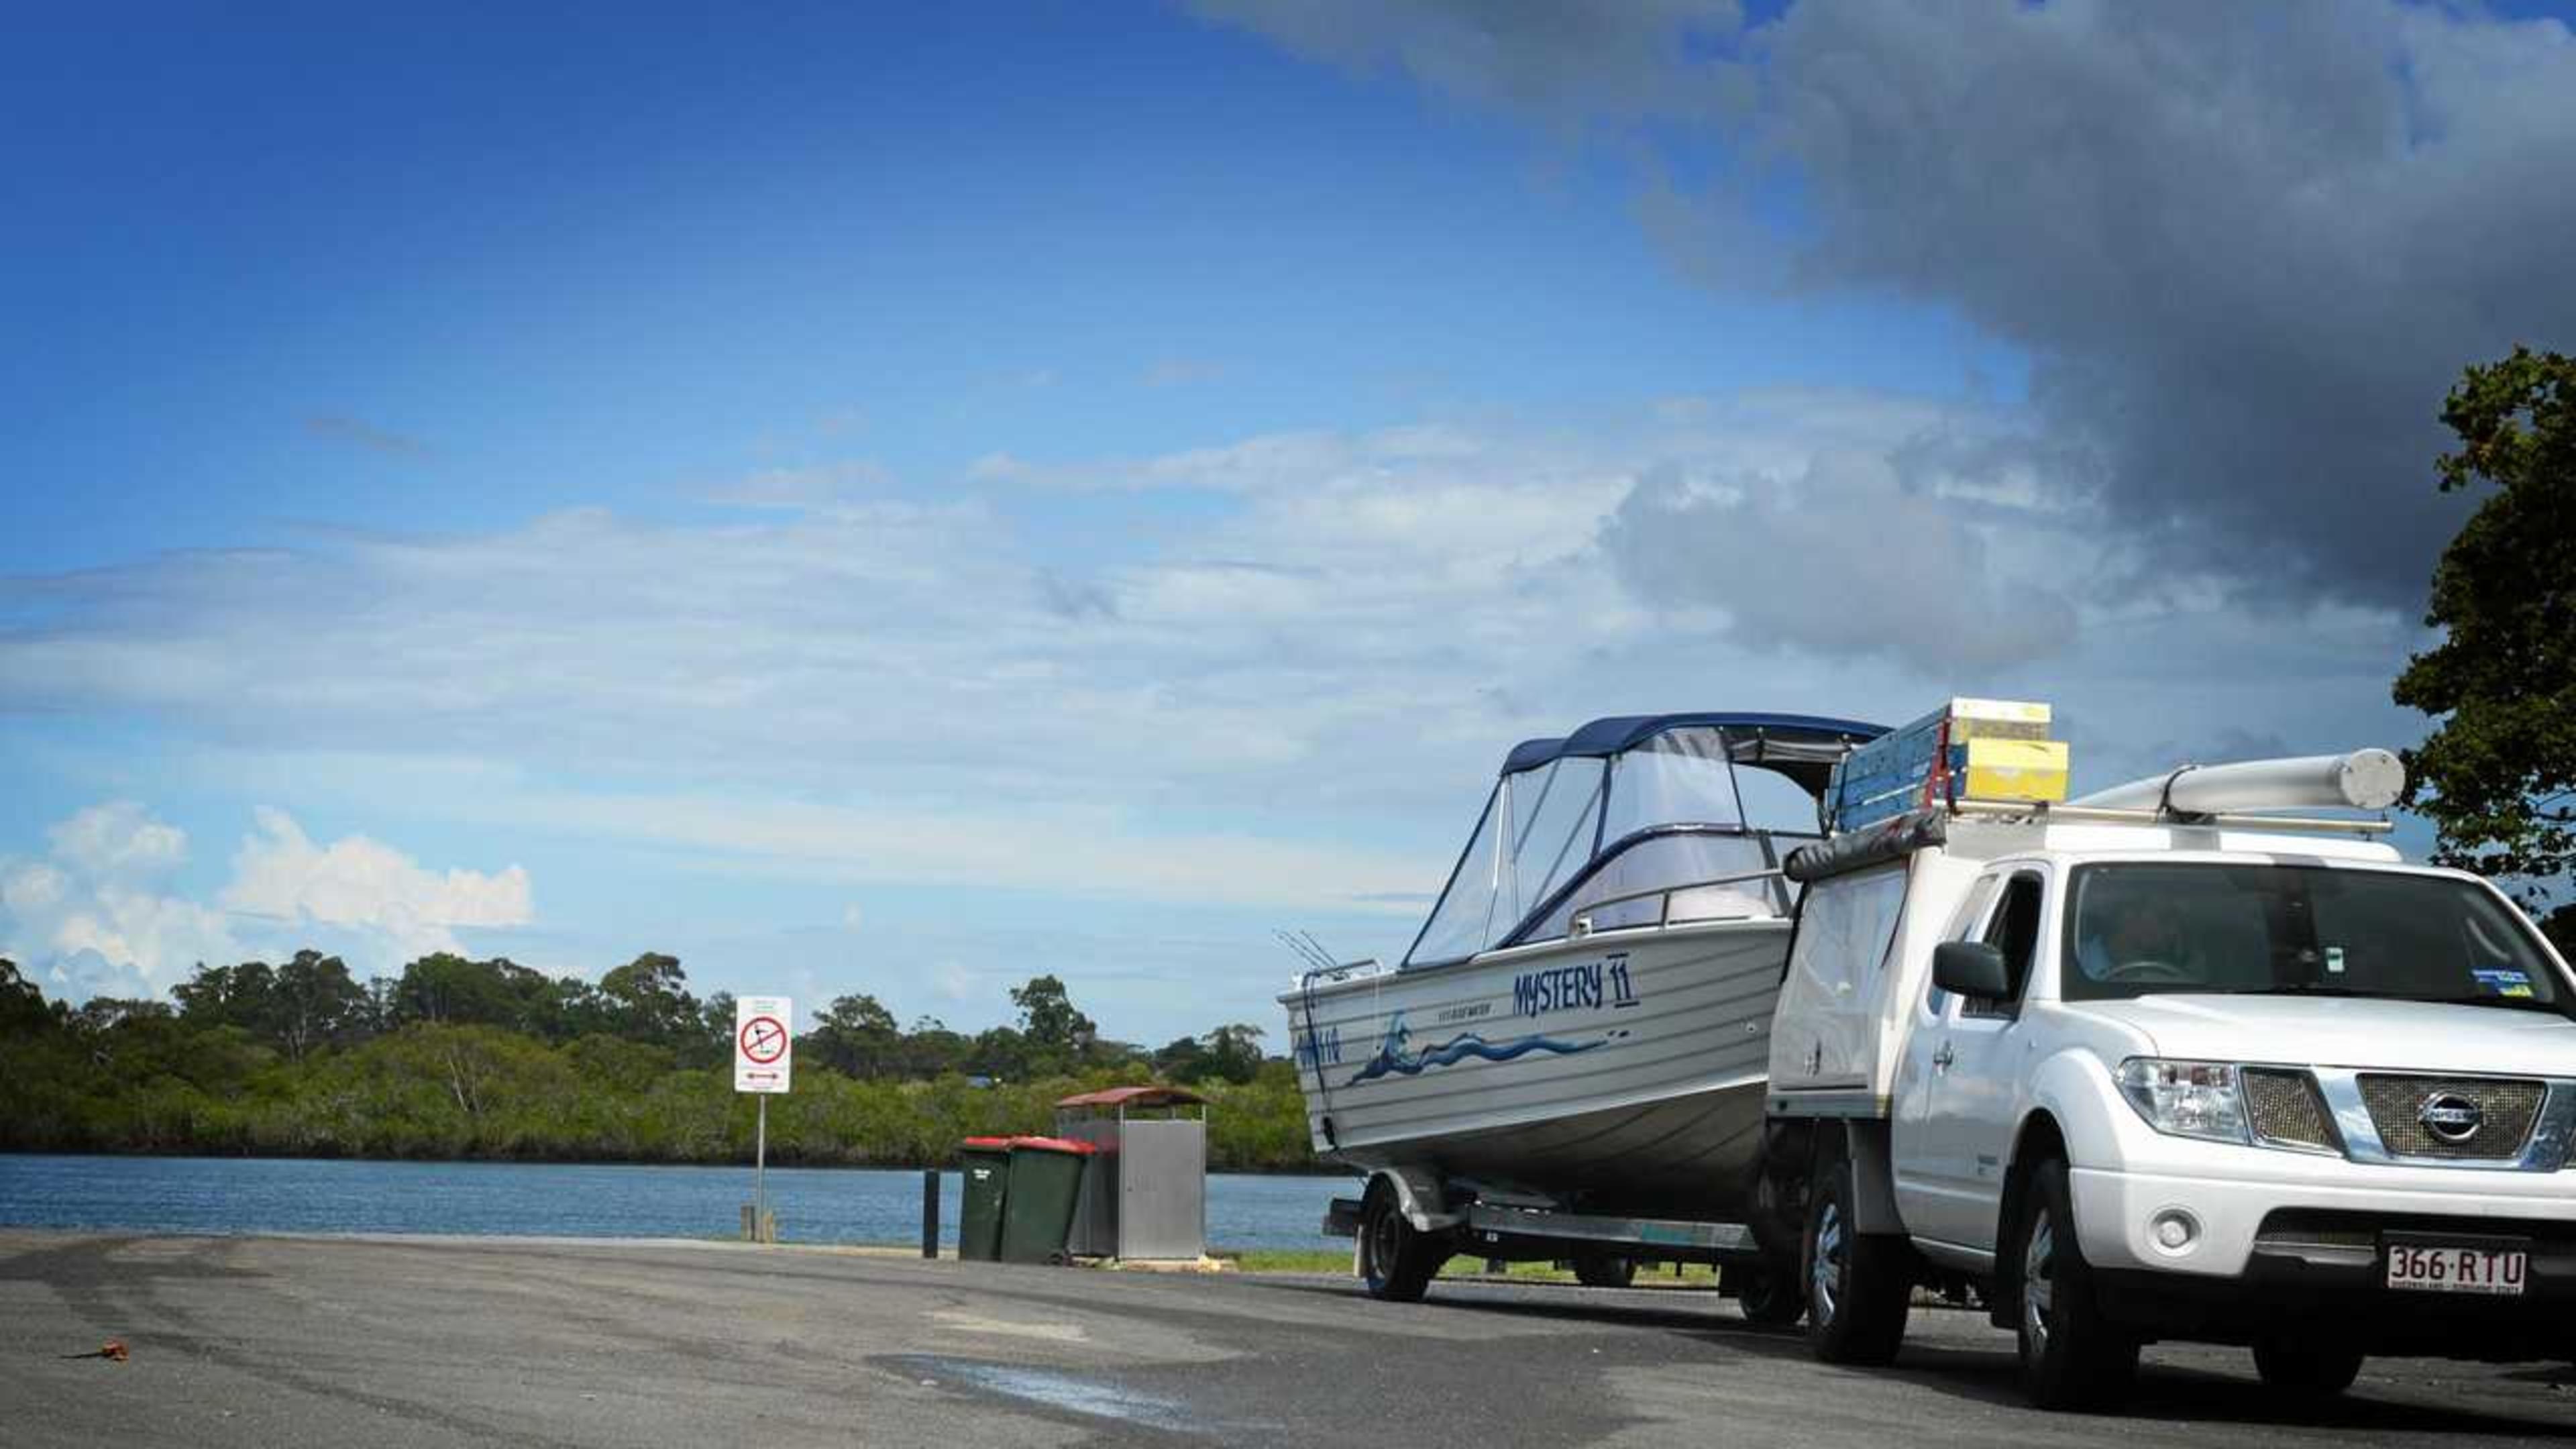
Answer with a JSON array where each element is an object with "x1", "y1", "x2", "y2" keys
[{"x1": 1279, "y1": 920, "x2": 1788, "y2": 1219}]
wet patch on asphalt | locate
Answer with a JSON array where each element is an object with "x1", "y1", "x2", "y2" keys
[{"x1": 883, "y1": 1354, "x2": 1208, "y2": 1436}]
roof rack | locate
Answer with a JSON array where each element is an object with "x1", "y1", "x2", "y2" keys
[{"x1": 1947, "y1": 798, "x2": 2394, "y2": 836}]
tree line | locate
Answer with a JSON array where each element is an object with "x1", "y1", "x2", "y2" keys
[{"x1": 0, "y1": 951, "x2": 1313, "y2": 1171}]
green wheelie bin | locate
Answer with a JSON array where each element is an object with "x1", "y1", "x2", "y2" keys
[
  {"x1": 958, "y1": 1136, "x2": 1014, "y2": 1262},
  {"x1": 998, "y1": 1136, "x2": 1097, "y2": 1265}
]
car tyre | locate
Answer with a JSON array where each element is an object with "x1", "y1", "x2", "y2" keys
[
  {"x1": 2014, "y1": 1157, "x2": 2140, "y2": 1411},
  {"x1": 1804, "y1": 1153, "x2": 1911, "y2": 1364}
]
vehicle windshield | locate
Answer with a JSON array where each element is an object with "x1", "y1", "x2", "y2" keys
[{"x1": 2061, "y1": 863, "x2": 2571, "y2": 1015}]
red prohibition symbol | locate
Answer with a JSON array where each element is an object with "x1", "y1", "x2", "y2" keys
[{"x1": 739, "y1": 1015, "x2": 789, "y2": 1064}]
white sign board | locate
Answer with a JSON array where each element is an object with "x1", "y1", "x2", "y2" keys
[{"x1": 734, "y1": 995, "x2": 793, "y2": 1094}]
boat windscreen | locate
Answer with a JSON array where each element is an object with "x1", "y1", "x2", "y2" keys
[
  {"x1": 1404, "y1": 723, "x2": 1828, "y2": 968},
  {"x1": 1519, "y1": 831, "x2": 1783, "y2": 941},
  {"x1": 1507, "y1": 757, "x2": 1607, "y2": 915},
  {"x1": 1406, "y1": 786, "x2": 1507, "y2": 968},
  {"x1": 1404, "y1": 759, "x2": 1607, "y2": 969},
  {"x1": 1600, "y1": 727, "x2": 1743, "y2": 841}
]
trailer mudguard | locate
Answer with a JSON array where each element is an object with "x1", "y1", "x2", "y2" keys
[{"x1": 1372, "y1": 1165, "x2": 1463, "y2": 1232}]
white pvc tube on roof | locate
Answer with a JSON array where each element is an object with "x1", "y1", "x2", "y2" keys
[{"x1": 2071, "y1": 749, "x2": 2405, "y2": 814}]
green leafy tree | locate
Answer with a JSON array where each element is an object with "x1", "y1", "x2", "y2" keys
[
  {"x1": 0, "y1": 958, "x2": 57, "y2": 1036},
  {"x1": 175, "y1": 953, "x2": 367, "y2": 1060},
  {"x1": 682, "y1": 991, "x2": 735, "y2": 1072},
  {"x1": 566, "y1": 1033, "x2": 678, "y2": 1093},
  {"x1": 965, "y1": 1025, "x2": 1032, "y2": 1082},
  {"x1": 1152, "y1": 1034, "x2": 1212, "y2": 1081},
  {"x1": 392, "y1": 953, "x2": 564, "y2": 1037},
  {"x1": 2396, "y1": 346, "x2": 2576, "y2": 953},
  {"x1": 1008, "y1": 974, "x2": 1095, "y2": 1073},
  {"x1": 898, "y1": 1016, "x2": 968, "y2": 1077},
  {"x1": 809, "y1": 993, "x2": 901, "y2": 1079},
  {"x1": 1199, "y1": 1023, "x2": 1268, "y2": 1085},
  {"x1": 553, "y1": 975, "x2": 610, "y2": 1038},
  {"x1": 598, "y1": 953, "x2": 699, "y2": 1046},
  {"x1": 0, "y1": 949, "x2": 1323, "y2": 1169},
  {"x1": 270, "y1": 951, "x2": 370, "y2": 1060},
  {"x1": 173, "y1": 959, "x2": 275, "y2": 1033}
]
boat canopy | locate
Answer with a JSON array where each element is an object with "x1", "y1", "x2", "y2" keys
[{"x1": 1403, "y1": 712, "x2": 1885, "y2": 970}]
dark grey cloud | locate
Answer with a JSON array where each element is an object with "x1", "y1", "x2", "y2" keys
[
  {"x1": 1746, "y1": 1, "x2": 2576, "y2": 608},
  {"x1": 1208, "y1": 0, "x2": 2576, "y2": 610},
  {"x1": 1188, "y1": 0, "x2": 1747, "y2": 127}
]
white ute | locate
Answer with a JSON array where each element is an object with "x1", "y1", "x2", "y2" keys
[{"x1": 1766, "y1": 750, "x2": 2576, "y2": 1409}]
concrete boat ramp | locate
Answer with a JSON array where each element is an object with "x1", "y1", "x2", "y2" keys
[{"x1": 4, "y1": 1230, "x2": 2574, "y2": 1446}]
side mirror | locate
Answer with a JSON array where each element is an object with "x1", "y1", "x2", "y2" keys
[{"x1": 1933, "y1": 941, "x2": 2012, "y2": 1001}]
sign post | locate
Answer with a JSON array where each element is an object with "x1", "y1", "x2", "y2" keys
[{"x1": 733, "y1": 995, "x2": 793, "y2": 1242}]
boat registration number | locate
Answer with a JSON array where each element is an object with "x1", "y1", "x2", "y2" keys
[{"x1": 2385, "y1": 1241, "x2": 2526, "y2": 1295}]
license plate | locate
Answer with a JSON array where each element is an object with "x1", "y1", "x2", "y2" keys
[{"x1": 2385, "y1": 1241, "x2": 2527, "y2": 1295}]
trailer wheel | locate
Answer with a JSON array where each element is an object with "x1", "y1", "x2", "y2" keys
[
  {"x1": 1733, "y1": 1263, "x2": 1805, "y2": 1327},
  {"x1": 1360, "y1": 1182, "x2": 1441, "y2": 1302},
  {"x1": 1803, "y1": 1155, "x2": 1910, "y2": 1364},
  {"x1": 2012, "y1": 1157, "x2": 2139, "y2": 1411},
  {"x1": 1573, "y1": 1254, "x2": 1636, "y2": 1289}
]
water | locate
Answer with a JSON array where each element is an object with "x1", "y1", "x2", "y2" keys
[{"x1": 0, "y1": 1155, "x2": 1360, "y2": 1251}]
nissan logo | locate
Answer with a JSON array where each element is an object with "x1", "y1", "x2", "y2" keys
[{"x1": 2418, "y1": 1092, "x2": 2485, "y2": 1144}]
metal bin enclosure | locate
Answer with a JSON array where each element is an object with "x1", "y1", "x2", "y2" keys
[
  {"x1": 998, "y1": 1136, "x2": 1096, "y2": 1265},
  {"x1": 1055, "y1": 1085, "x2": 1208, "y2": 1261},
  {"x1": 957, "y1": 1136, "x2": 1014, "y2": 1262}
]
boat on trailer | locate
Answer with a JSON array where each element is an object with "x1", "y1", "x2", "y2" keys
[{"x1": 1280, "y1": 712, "x2": 1884, "y2": 1222}]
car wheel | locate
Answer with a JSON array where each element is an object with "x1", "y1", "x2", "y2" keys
[
  {"x1": 2014, "y1": 1157, "x2": 2140, "y2": 1411},
  {"x1": 1803, "y1": 1152, "x2": 1911, "y2": 1364}
]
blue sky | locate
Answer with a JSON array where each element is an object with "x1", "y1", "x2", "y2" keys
[{"x1": 5, "y1": 1, "x2": 2573, "y2": 1044}]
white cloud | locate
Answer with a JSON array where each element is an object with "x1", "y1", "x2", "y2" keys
[
  {"x1": 0, "y1": 802, "x2": 533, "y2": 1004},
  {"x1": 1, "y1": 804, "x2": 239, "y2": 999},
  {"x1": 45, "y1": 889, "x2": 236, "y2": 992},
  {"x1": 0, "y1": 386, "x2": 2438, "y2": 1002},
  {"x1": 1, "y1": 861, "x2": 67, "y2": 916},
  {"x1": 220, "y1": 807, "x2": 533, "y2": 956},
  {"x1": 48, "y1": 802, "x2": 187, "y2": 879}
]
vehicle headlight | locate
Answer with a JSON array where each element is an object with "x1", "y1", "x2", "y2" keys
[{"x1": 2116, "y1": 1058, "x2": 2249, "y2": 1144}]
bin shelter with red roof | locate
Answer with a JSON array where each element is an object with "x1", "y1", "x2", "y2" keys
[{"x1": 1053, "y1": 1085, "x2": 1208, "y2": 1260}]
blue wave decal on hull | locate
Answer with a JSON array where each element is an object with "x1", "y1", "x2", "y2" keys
[{"x1": 1344, "y1": 1022, "x2": 1607, "y2": 1086}]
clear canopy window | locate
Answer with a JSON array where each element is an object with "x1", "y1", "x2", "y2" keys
[{"x1": 1401, "y1": 714, "x2": 1880, "y2": 969}]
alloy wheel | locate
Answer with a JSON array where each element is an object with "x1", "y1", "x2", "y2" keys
[
  {"x1": 2023, "y1": 1207, "x2": 2056, "y2": 1356},
  {"x1": 1811, "y1": 1199, "x2": 1844, "y2": 1326}
]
